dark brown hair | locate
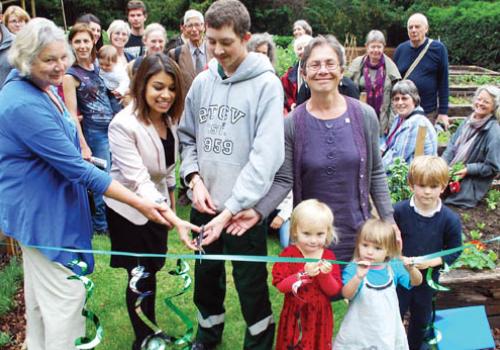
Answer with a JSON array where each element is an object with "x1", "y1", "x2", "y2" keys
[
  {"x1": 131, "y1": 53, "x2": 185, "y2": 124},
  {"x1": 205, "y1": 0, "x2": 250, "y2": 38},
  {"x1": 68, "y1": 23, "x2": 97, "y2": 63},
  {"x1": 126, "y1": 0, "x2": 147, "y2": 15}
]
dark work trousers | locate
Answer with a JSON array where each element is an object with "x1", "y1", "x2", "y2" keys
[
  {"x1": 126, "y1": 270, "x2": 157, "y2": 350},
  {"x1": 191, "y1": 209, "x2": 275, "y2": 349},
  {"x1": 397, "y1": 281, "x2": 435, "y2": 350}
]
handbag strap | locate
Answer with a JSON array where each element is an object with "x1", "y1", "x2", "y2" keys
[{"x1": 403, "y1": 39, "x2": 433, "y2": 80}]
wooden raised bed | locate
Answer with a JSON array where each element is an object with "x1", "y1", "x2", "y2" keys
[
  {"x1": 436, "y1": 267, "x2": 500, "y2": 328},
  {"x1": 450, "y1": 65, "x2": 500, "y2": 76}
]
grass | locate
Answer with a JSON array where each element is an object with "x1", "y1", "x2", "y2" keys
[
  {"x1": 0, "y1": 256, "x2": 23, "y2": 347},
  {"x1": 86, "y1": 201, "x2": 347, "y2": 349}
]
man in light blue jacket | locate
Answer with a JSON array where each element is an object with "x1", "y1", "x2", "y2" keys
[{"x1": 178, "y1": 1, "x2": 284, "y2": 349}]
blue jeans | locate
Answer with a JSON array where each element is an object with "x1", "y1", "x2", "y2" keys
[{"x1": 83, "y1": 126, "x2": 110, "y2": 232}]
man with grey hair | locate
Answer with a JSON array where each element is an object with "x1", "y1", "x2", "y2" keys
[
  {"x1": 393, "y1": 13, "x2": 450, "y2": 128},
  {"x1": 0, "y1": 2, "x2": 14, "y2": 87},
  {"x1": 168, "y1": 9, "x2": 212, "y2": 93}
]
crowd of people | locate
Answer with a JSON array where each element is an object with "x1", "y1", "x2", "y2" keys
[{"x1": 0, "y1": 0, "x2": 499, "y2": 349}]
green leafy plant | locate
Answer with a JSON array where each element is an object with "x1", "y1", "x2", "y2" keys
[
  {"x1": 437, "y1": 130, "x2": 451, "y2": 146},
  {"x1": 453, "y1": 222, "x2": 497, "y2": 270},
  {"x1": 387, "y1": 157, "x2": 411, "y2": 204},
  {"x1": 461, "y1": 212, "x2": 471, "y2": 223},
  {"x1": 485, "y1": 189, "x2": 500, "y2": 211},
  {"x1": 448, "y1": 162, "x2": 465, "y2": 194},
  {"x1": 0, "y1": 332, "x2": 11, "y2": 347}
]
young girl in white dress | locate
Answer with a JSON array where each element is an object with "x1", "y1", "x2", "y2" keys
[{"x1": 333, "y1": 219, "x2": 422, "y2": 350}]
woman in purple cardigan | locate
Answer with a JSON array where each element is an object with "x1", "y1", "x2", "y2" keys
[{"x1": 228, "y1": 36, "x2": 396, "y2": 263}]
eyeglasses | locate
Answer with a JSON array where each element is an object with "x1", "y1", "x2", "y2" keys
[
  {"x1": 185, "y1": 22, "x2": 204, "y2": 29},
  {"x1": 8, "y1": 19, "x2": 25, "y2": 25},
  {"x1": 391, "y1": 95, "x2": 412, "y2": 103},
  {"x1": 306, "y1": 61, "x2": 339, "y2": 72}
]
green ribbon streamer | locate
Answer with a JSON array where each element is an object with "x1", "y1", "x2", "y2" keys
[
  {"x1": 67, "y1": 259, "x2": 103, "y2": 349},
  {"x1": 164, "y1": 260, "x2": 194, "y2": 348},
  {"x1": 130, "y1": 260, "x2": 193, "y2": 350},
  {"x1": 11, "y1": 234, "x2": 496, "y2": 266}
]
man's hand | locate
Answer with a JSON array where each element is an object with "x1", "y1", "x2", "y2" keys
[
  {"x1": 191, "y1": 178, "x2": 217, "y2": 215},
  {"x1": 202, "y1": 209, "x2": 233, "y2": 245},
  {"x1": 226, "y1": 208, "x2": 261, "y2": 236}
]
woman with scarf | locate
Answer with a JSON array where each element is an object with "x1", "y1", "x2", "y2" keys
[
  {"x1": 442, "y1": 85, "x2": 500, "y2": 208},
  {"x1": 346, "y1": 30, "x2": 401, "y2": 136},
  {"x1": 381, "y1": 80, "x2": 437, "y2": 170}
]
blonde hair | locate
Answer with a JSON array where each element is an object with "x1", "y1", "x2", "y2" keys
[
  {"x1": 290, "y1": 199, "x2": 338, "y2": 246},
  {"x1": 98, "y1": 45, "x2": 118, "y2": 62},
  {"x1": 408, "y1": 155, "x2": 449, "y2": 188},
  {"x1": 107, "y1": 19, "x2": 131, "y2": 40},
  {"x1": 353, "y1": 219, "x2": 399, "y2": 260},
  {"x1": 4, "y1": 5, "x2": 30, "y2": 26}
]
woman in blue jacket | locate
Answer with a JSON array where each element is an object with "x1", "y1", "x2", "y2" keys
[{"x1": 0, "y1": 18, "x2": 196, "y2": 350}]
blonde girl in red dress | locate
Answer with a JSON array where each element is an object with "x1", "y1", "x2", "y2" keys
[{"x1": 272, "y1": 199, "x2": 342, "y2": 350}]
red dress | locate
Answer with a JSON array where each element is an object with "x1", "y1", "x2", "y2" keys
[{"x1": 272, "y1": 245, "x2": 342, "y2": 350}]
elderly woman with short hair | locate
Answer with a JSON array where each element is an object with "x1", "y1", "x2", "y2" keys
[
  {"x1": 247, "y1": 32, "x2": 277, "y2": 69},
  {"x1": 128, "y1": 22, "x2": 167, "y2": 77},
  {"x1": 382, "y1": 79, "x2": 437, "y2": 170},
  {"x1": 292, "y1": 19, "x2": 312, "y2": 38},
  {"x1": 346, "y1": 30, "x2": 401, "y2": 136},
  {"x1": 442, "y1": 85, "x2": 500, "y2": 208},
  {"x1": 281, "y1": 34, "x2": 313, "y2": 112},
  {"x1": 0, "y1": 18, "x2": 195, "y2": 350},
  {"x1": 108, "y1": 19, "x2": 134, "y2": 66}
]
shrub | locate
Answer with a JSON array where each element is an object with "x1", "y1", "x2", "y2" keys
[{"x1": 427, "y1": 1, "x2": 500, "y2": 71}]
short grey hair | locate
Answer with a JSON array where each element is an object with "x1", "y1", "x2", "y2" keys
[
  {"x1": 301, "y1": 35, "x2": 346, "y2": 72},
  {"x1": 391, "y1": 79, "x2": 421, "y2": 106},
  {"x1": 474, "y1": 85, "x2": 500, "y2": 120},
  {"x1": 8, "y1": 18, "x2": 74, "y2": 76},
  {"x1": 184, "y1": 9, "x2": 204, "y2": 24},
  {"x1": 293, "y1": 20, "x2": 312, "y2": 36},
  {"x1": 247, "y1": 32, "x2": 277, "y2": 66},
  {"x1": 144, "y1": 23, "x2": 166, "y2": 41},
  {"x1": 107, "y1": 20, "x2": 131, "y2": 40},
  {"x1": 365, "y1": 30, "x2": 386, "y2": 46}
]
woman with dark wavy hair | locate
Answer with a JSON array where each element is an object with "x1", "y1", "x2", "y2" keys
[{"x1": 105, "y1": 53, "x2": 197, "y2": 350}]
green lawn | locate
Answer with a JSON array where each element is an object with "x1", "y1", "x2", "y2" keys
[{"x1": 87, "y1": 202, "x2": 347, "y2": 349}]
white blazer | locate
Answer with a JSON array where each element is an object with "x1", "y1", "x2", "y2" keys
[{"x1": 104, "y1": 104, "x2": 179, "y2": 225}]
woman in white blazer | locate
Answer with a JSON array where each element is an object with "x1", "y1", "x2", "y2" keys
[{"x1": 104, "y1": 53, "x2": 198, "y2": 350}]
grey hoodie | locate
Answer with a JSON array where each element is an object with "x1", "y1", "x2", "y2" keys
[
  {"x1": 179, "y1": 52, "x2": 284, "y2": 214},
  {"x1": 0, "y1": 24, "x2": 14, "y2": 87}
]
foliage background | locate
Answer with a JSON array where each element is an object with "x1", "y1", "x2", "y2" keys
[{"x1": 21, "y1": 0, "x2": 499, "y2": 70}]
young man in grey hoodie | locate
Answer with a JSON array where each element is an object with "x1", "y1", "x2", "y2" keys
[
  {"x1": 178, "y1": 1, "x2": 284, "y2": 349},
  {"x1": 0, "y1": 3, "x2": 14, "y2": 87}
]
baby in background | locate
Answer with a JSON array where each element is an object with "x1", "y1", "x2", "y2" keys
[{"x1": 98, "y1": 45, "x2": 130, "y2": 114}]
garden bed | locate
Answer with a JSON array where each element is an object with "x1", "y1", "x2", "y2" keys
[{"x1": 436, "y1": 199, "x2": 500, "y2": 331}]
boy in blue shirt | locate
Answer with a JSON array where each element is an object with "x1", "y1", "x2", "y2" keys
[{"x1": 395, "y1": 155, "x2": 462, "y2": 350}]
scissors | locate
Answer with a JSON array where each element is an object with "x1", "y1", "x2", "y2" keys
[{"x1": 197, "y1": 225, "x2": 206, "y2": 257}]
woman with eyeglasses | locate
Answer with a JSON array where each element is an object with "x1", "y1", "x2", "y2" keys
[
  {"x1": 3, "y1": 5, "x2": 30, "y2": 34},
  {"x1": 228, "y1": 36, "x2": 396, "y2": 264},
  {"x1": 381, "y1": 80, "x2": 437, "y2": 170}
]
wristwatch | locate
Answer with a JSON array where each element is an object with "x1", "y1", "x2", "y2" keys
[{"x1": 188, "y1": 174, "x2": 202, "y2": 190}]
